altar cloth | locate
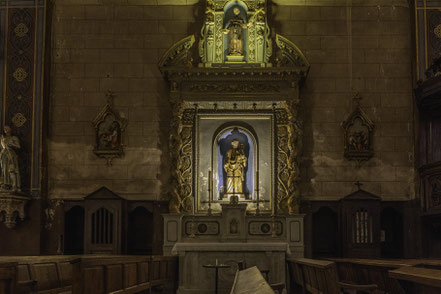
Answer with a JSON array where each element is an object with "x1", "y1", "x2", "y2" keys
[{"x1": 171, "y1": 242, "x2": 291, "y2": 255}]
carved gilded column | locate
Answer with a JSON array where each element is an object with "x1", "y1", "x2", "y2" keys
[
  {"x1": 275, "y1": 99, "x2": 302, "y2": 215},
  {"x1": 169, "y1": 99, "x2": 195, "y2": 214}
]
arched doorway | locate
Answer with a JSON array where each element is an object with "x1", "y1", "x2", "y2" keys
[
  {"x1": 380, "y1": 207, "x2": 403, "y2": 258},
  {"x1": 64, "y1": 206, "x2": 85, "y2": 254},
  {"x1": 312, "y1": 206, "x2": 338, "y2": 258},
  {"x1": 128, "y1": 206, "x2": 153, "y2": 255}
]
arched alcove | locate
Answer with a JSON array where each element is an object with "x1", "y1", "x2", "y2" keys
[
  {"x1": 128, "y1": 206, "x2": 154, "y2": 255},
  {"x1": 222, "y1": 1, "x2": 249, "y2": 62},
  {"x1": 213, "y1": 124, "x2": 258, "y2": 201},
  {"x1": 380, "y1": 207, "x2": 403, "y2": 258},
  {"x1": 64, "y1": 206, "x2": 84, "y2": 255},
  {"x1": 312, "y1": 206, "x2": 338, "y2": 258}
]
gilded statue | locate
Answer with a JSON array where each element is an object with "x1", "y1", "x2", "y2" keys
[
  {"x1": 224, "y1": 139, "x2": 247, "y2": 196},
  {"x1": 223, "y1": 8, "x2": 252, "y2": 56},
  {"x1": 0, "y1": 126, "x2": 21, "y2": 192}
]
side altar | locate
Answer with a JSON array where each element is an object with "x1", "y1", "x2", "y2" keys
[
  {"x1": 159, "y1": 0, "x2": 309, "y2": 293},
  {"x1": 163, "y1": 203, "x2": 304, "y2": 293}
]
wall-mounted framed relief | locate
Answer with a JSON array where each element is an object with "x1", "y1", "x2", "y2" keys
[
  {"x1": 342, "y1": 94, "x2": 375, "y2": 164},
  {"x1": 92, "y1": 91, "x2": 128, "y2": 166}
]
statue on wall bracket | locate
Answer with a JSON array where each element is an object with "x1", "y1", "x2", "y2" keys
[
  {"x1": 342, "y1": 94, "x2": 375, "y2": 165},
  {"x1": 0, "y1": 125, "x2": 29, "y2": 229},
  {"x1": 92, "y1": 91, "x2": 128, "y2": 166}
]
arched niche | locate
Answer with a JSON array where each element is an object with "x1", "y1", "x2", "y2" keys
[
  {"x1": 222, "y1": 1, "x2": 249, "y2": 62},
  {"x1": 212, "y1": 123, "x2": 258, "y2": 201},
  {"x1": 196, "y1": 113, "x2": 273, "y2": 214}
]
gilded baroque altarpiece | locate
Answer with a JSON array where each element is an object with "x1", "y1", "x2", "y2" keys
[{"x1": 159, "y1": 0, "x2": 309, "y2": 216}]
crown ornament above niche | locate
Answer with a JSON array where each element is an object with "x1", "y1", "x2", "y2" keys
[{"x1": 159, "y1": 0, "x2": 309, "y2": 70}]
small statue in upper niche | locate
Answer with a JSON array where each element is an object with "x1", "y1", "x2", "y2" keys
[
  {"x1": 223, "y1": 8, "x2": 252, "y2": 56},
  {"x1": 0, "y1": 126, "x2": 21, "y2": 192}
]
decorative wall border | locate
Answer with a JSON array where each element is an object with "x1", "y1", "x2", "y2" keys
[{"x1": 0, "y1": 0, "x2": 46, "y2": 197}]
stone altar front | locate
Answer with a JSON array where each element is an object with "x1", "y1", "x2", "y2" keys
[{"x1": 163, "y1": 203, "x2": 304, "y2": 294}]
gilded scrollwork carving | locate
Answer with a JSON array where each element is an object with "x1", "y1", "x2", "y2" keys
[
  {"x1": 159, "y1": 35, "x2": 195, "y2": 69},
  {"x1": 169, "y1": 102, "x2": 195, "y2": 214},
  {"x1": 275, "y1": 101, "x2": 302, "y2": 215},
  {"x1": 275, "y1": 34, "x2": 309, "y2": 68}
]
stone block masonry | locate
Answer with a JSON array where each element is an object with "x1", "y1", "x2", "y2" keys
[{"x1": 48, "y1": 1, "x2": 414, "y2": 202}]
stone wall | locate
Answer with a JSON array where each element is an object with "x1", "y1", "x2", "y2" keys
[{"x1": 48, "y1": 0, "x2": 414, "y2": 201}]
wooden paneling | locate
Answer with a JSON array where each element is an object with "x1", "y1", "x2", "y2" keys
[
  {"x1": 71, "y1": 255, "x2": 177, "y2": 294},
  {"x1": 0, "y1": 262, "x2": 17, "y2": 294},
  {"x1": 0, "y1": 255, "x2": 177, "y2": 294}
]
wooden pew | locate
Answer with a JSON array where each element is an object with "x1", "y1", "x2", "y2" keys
[
  {"x1": 0, "y1": 256, "x2": 75, "y2": 294},
  {"x1": 288, "y1": 258, "x2": 380, "y2": 294},
  {"x1": 327, "y1": 258, "x2": 416, "y2": 294},
  {"x1": 0, "y1": 262, "x2": 17, "y2": 294},
  {"x1": 0, "y1": 255, "x2": 177, "y2": 294},
  {"x1": 389, "y1": 266, "x2": 441, "y2": 294},
  {"x1": 71, "y1": 255, "x2": 177, "y2": 294}
]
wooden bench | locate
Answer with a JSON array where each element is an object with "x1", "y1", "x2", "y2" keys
[
  {"x1": 71, "y1": 255, "x2": 177, "y2": 294},
  {"x1": 326, "y1": 258, "x2": 413, "y2": 294},
  {"x1": 389, "y1": 266, "x2": 441, "y2": 294},
  {"x1": 0, "y1": 256, "x2": 75, "y2": 294},
  {"x1": 0, "y1": 262, "x2": 17, "y2": 294},
  {"x1": 288, "y1": 258, "x2": 380, "y2": 294}
]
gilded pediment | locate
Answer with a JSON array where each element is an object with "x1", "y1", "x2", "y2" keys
[{"x1": 158, "y1": 0, "x2": 309, "y2": 72}]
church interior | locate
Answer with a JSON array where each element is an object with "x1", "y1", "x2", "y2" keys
[{"x1": 0, "y1": 0, "x2": 441, "y2": 293}]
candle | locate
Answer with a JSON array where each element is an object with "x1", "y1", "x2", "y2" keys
[
  {"x1": 256, "y1": 170, "x2": 259, "y2": 191},
  {"x1": 256, "y1": 169, "x2": 260, "y2": 214},
  {"x1": 208, "y1": 170, "x2": 212, "y2": 191}
]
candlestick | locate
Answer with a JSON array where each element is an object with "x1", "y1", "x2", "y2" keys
[
  {"x1": 208, "y1": 170, "x2": 212, "y2": 215},
  {"x1": 255, "y1": 170, "x2": 260, "y2": 215}
]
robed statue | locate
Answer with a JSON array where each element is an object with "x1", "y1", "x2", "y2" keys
[
  {"x1": 0, "y1": 126, "x2": 21, "y2": 192},
  {"x1": 223, "y1": 7, "x2": 252, "y2": 56},
  {"x1": 224, "y1": 139, "x2": 247, "y2": 196}
]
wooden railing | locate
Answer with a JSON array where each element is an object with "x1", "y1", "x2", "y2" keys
[{"x1": 0, "y1": 255, "x2": 177, "y2": 294}]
